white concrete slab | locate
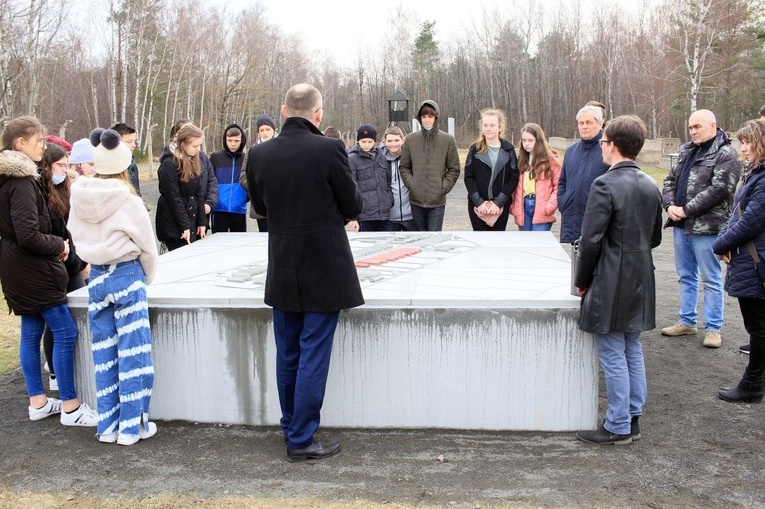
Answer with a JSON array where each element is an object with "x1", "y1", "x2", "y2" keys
[{"x1": 69, "y1": 232, "x2": 597, "y2": 431}]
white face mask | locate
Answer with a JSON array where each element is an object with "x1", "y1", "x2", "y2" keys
[{"x1": 52, "y1": 172, "x2": 66, "y2": 186}]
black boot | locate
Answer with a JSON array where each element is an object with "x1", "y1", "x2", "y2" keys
[{"x1": 719, "y1": 373, "x2": 764, "y2": 404}]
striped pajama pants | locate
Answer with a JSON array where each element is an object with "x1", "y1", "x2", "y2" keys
[{"x1": 88, "y1": 260, "x2": 154, "y2": 439}]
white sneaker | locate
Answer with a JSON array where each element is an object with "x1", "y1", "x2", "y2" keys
[
  {"x1": 117, "y1": 422, "x2": 157, "y2": 446},
  {"x1": 28, "y1": 397, "x2": 62, "y2": 421},
  {"x1": 60, "y1": 403, "x2": 98, "y2": 427},
  {"x1": 43, "y1": 361, "x2": 50, "y2": 373},
  {"x1": 98, "y1": 432, "x2": 118, "y2": 444},
  {"x1": 49, "y1": 374, "x2": 58, "y2": 391}
]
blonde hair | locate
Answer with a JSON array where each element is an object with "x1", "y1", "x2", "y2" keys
[
  {"x1": 735, "y1": 119, "x2": 765, "y2": 166},
  {"x1": 97, "y1": 170, "x2": 137, "y2": 195},
  {"x1": 474, "y1": 109, "x2": 506, "y2": 154},
  {"x1": 174, "y1": 124, "x2": 203, "y2": 183}
]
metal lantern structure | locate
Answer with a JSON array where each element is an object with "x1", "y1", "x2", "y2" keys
[{"x1": 387, "y1": 90, "x2": 411, "y2": 132}]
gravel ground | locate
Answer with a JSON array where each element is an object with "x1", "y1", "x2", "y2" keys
[{"x1": 0, "y1": 171, "x2": 763, "y2": 508}]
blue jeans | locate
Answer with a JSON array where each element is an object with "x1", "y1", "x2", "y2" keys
[
  {"x1": 273, "y1": 308, "x2": 340, "y2": 450},
  {"x1": 672, "y1": 228, "x2": 723, "y2": 331},
  {"x1": 518, "y1": 196, "x2": 553, "y2": 231},
  {"x1": 595, "y1": 331, "x2": 647, "y2": 435},
  {"x1": 89, "y1": 260, "x2": 154, "y2": 438},
  {"x1": 20, "y1": 304, "x2": 79, "y2": 400},
  {"x1": 411, "y1": 205, "x2": 445, "y2": 231}
]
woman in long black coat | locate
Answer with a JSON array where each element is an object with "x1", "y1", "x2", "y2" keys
[{"x1": 156, "y1": 124, "x2": 207, "y2": 251}]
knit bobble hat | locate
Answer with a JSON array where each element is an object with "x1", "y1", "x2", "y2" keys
[
  {"x1": 357, "y1": 124, "x2": 377, "y2": 141},
  {"x1": 256, "y1": 114, "x2": 276, "y2": 130},
  {"x1": 68, "y1": 138, "x2": 96, "y2": 164},
  {"x1": 91, "y1": 128, "x2": 132, "y2": 175}
]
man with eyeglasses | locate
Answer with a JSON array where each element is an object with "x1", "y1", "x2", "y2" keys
[
  {"x1": 574, "y1": 115, "x2": 662, "y2": 445},
  {"x1": 661, "y1": 109, "x2": 741, "y2": 348}
]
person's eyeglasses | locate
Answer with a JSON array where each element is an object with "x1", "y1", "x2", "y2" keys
[
  {"x1": 314, "y1": 106, "x2": 324, "y2": 114},
  {"x1": 599, "y1": 139, "x2": 611, "y2": 146},
  {"x1": 688, "y1": 124, "x2": 704, "y2": 132},
  {"x1": 36, "y1": 138, "x2": 47, "y2": 146}
]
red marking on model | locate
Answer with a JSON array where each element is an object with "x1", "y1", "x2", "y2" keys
[{"x1": 355, "y1": 247, "x2": 423, "y2": 268}]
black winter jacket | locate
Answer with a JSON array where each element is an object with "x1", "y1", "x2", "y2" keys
[
  {"x1": 0, "y1": 151, "x2": 68, "y2": 314},
  {"x1": 713, "y1": 162, "x2": 765, "y2": 299},
  {"x1": 155, "y1": 152, "x2": 206, "y2": 243},
  {"x1": 349, "y1": 145, "x2": 392, "y2": 221},
  {"x1": 463, "y1": 139, "x2": 519, "y2": 208}
]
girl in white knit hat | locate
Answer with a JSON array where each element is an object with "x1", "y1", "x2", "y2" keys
[{"x1": 68, "y1": 128, "x2": 159, "y2": 445}]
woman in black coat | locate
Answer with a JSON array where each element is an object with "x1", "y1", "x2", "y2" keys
[
  {"x1": 713, "y1": 119, "x2": 765, "y2": 403},
  {"x1": 0, "y1": 116, "x2": 96, "y2": 425},
  {"x1": 464, "y1": 109, "x2": 519, "y2": 231},
  {"x1": 156, "y1": 124, "x2": 207, "y2": 251}
]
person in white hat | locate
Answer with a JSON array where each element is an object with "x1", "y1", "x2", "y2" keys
[
  {"x1": 68, "y1": 138, "x2": 96, "y2": 177},
  {"x1": 68, "y1": 128, "x2": 159, "y2": 446}
]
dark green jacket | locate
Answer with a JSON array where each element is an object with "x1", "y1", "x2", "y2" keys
[{"x1": 399, "y1": 100, "x2": 461, "y2": 207}]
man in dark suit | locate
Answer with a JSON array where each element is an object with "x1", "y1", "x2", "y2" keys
[{"x1": 246, "y1": 83, "x2": 364, "y2": 462}]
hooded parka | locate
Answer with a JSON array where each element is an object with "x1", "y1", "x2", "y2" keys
[{"x1": 0, "y1": 150, "x2": 68, "y2": 314}]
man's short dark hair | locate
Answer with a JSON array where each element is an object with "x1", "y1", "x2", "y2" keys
[
  {"x1": 603, "y1": 115, "x2": 647, "y2": 160},
  {"x1": 419, "y1": 104, "x2": 437, "y2": 117},
  {"x1": 226, "y1": 126, "x2": 242, "y2": 138},
  {"x1": 759, "y1": 104, "x2": 765, "y2": 117},
  {"x1": 111, "y1": 122, "x2": 136, "y2": 136}
]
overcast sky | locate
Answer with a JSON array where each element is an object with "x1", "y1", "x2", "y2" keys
[{"x1": 215, "y1": 0, "x2": 651, "y2": 68}]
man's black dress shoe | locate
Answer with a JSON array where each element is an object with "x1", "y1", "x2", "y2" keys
[
  {"x1": 576, "y1": 425, "x2": 632, "y2": 445},
  {"x1": 286, "y1": 441, "x2": 341, "y2": 462}
]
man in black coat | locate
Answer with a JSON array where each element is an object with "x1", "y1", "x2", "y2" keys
[
  {"x1": 573, "y1": 115, "x2": 663, "y2": 446},
  {"x1": 246, "y1": 83, "x2": 364, "y2": 462}
]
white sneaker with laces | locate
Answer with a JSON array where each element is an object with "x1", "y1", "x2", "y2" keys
[
  {"x1": 60, "y1": 403, "x2": 98, "y2": 427},
  {"x1": 117, "y1": 422, "x2": 157, "y2": 446},
  {"x1": 28, "y1": 397, "x2": 62, "y2": 421},
  {"x1": 49, "y1": 374, "x2": 58, "y2": 392}
]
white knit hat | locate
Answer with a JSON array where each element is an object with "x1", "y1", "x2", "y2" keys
[
  {"x1": 90, "y1": 128, "x2": 132, "y2": 175},
  {"x1": 68, "y1": 138, "x2": 95, "y2": 164}
]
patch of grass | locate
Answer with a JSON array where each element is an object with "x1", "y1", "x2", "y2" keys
[
  {"x1": 642, "y1": 166, "x2": 669, "y2": 187},
  {"x1": 0, "y1": 289, "x2": 20, "y2": 376}
]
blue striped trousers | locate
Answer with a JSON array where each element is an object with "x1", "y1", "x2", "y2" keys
[{"x1": 88, "y1": 260, "x2": 154, "y2": 438}]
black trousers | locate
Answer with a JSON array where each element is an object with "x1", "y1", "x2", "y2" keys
[
  {"x1": 738, "y1": 297, "x2": 765, "y2": 386},
  {"x1": 211, "y1": 211, "x2": 247, "y2": 233}
]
